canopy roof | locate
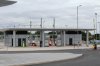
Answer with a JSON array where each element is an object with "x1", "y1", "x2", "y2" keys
[
  {"x1": 0, "y1": 0, "x2": 16, "y2": 7},
  {"x1": 0, "y1": 28, "x2": 95, "y2": 32}
]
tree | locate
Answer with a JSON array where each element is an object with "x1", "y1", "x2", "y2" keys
[
  {"x1": 94, "y1": 34, "x2": 100, "y2": 40},
  {"x1": 35, "y1": 31, "x2": 40, "y2": 35},
  {"x1": 48, "y1": 31, "x2": 57, "y2": 38},
  {"x1": 81, "y1": 31, "x2": 86, "y2": 41},
  {"x1": 81, "y1": 31, "x2": 92, "y2": 41},
  {"x1": 0, "y1": 32, "x2": 3, "y2": 35},
  {"x1": 34, "y1": 31, "x2": 40, "y2": 37}
]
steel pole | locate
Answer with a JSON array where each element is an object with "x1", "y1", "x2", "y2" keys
[
  {"x1": 95, "y1": 13, "x2": 97, "y2": 40},
  {"x1": 76, "y1": 5, "x2": 82, "y2": 47}
]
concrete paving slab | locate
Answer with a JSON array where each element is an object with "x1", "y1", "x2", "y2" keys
[{"x1": 0, "y1": 45, "x2": 98, "y2": 52}]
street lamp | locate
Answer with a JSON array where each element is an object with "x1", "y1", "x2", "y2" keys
[
  {"x1": 29, "y1": 21, "x2": 32, "y2": 45},
  {"x1": 40, "y1": 18, "x2": 43, "y2": 28},
  {"x1": 77, "y1": 5, "x2": 82, "y2": 29},
  {"x1": 76, "y1": 5, "x2": 82, "y2": 47},
  {"x1": 53, "y1": 18, "x2": 55, "y2": 29},
  {"x1": 95, "y1": 13, "x2": 98, "y2": 40},
  {"x1": 53, "y1": 18, "x2": 56, "y2": 46},
  {"x1": 40, "y1": 18, "x2": 45, "y2": 28}
]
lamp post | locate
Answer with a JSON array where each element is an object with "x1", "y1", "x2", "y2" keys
[
  {"x1": 29, "y1": 21, "x2": 32, "y2": 46},
  {"x1": 53, "y1": 18, "x2": 56, "y2": 46},
  {"x1": 40, "y1": 18, "x2": 45, "y2": 28},
  {"x1": 53, "y1": 18, "x2": 55, "y2": 29},
  {"x1": 40, "y1": 18, "x2": 45, "y2": 47},
  {"x1": 95, "y1": 13, "x2": 97, "y2": 40},
  {"x1": 40, "y1": 18, "x2": 43, "y2": 28},
  {"x1": 77, "y1": 5, "x2": 82, "y2": 47},
  {"x1": 40, "y1": 18, "x2": 43, "y2": 47},
  {"x1": 77, "y1": 5, "x2": 82, "y2": 29}
]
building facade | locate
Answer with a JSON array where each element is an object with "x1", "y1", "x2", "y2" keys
[
  {"x1": 0, "y1": 28, "x2": 94, "y2": 47},
  {"x1": 4, "y1": 31, "x2": 29, "y2": 47}
]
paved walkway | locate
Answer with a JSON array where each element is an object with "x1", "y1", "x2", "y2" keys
[
  {"x1": 0, "y1": 45, "x2": 98, "y2": 52},
  {"x1": 0, "y1": 53, "x2": 82, "y2": 66},
  {"x1": 0, "y1": 45, "x2": 99, "y2": 66}
]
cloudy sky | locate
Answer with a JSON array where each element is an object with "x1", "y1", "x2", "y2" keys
[{"x1": 0, "y1": 0, "x2": 100, "y2": 33}]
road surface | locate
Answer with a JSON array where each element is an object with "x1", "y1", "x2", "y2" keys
[{"x1": 21, "y1": 49, "x2": 100, "y2": 66}]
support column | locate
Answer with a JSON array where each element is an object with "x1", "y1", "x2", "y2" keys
[
  {"x1": 63, "y1": 31, "x2": 66, "y2": 46},
  {"x1": 61, "y1": 31, "x2": 63, "y2": 46},
  {"x1": 40, "y1": 31, "x2": 45, "y2": 47},
  {"x1": 56, "y1": 31, "x2": 58, "y2": 46},
  {"x1": 4, "y1": 31, "x2": 6, "y2": 46},
  {"x1": 13, "y1": 30, "x2": 16, "y2": 47},
  {"x1": 86, "y1": 30, "x2": 89, "y2": 47}
]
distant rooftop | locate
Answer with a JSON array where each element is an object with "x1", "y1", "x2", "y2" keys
[{"x1": 0, "y1": 0, "x2": 16, "y2": 7}]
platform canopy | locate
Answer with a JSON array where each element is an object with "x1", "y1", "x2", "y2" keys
[
  {"x1": 0, "y1": 0, "x2": 16, "y2": 7},
  {"x1": 0, "y1": 28, "x2": 95, "y2": 32}
]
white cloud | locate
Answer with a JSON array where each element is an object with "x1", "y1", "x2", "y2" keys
[{"x1": 0, "y1": 0, "x2": 100, "y2": 33}]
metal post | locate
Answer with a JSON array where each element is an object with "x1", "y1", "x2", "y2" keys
[
  {"x1": 4, "y1": 31, "x2": 6, "y2": 46},
  {"x1": 77, "y1": 6, "x2": 78, "y2": 29},
  {"x1": 13, "y1": 30, "x2": 16, "y2": 47},
  {"x1": 95, "y1": 13, "x2": 97, "y2": 40},
  {"x1": 29, "y1": 21, "x2": 32, "y2": 45},
  {"x1": 40, "y1": 18, "x2": 44, "y2": 47},
  {"x1": 86, "y1": 30, "x2": 89, "y2": 47},
  {"x1": 53, "y1": 18, "x2": 56, "y2": 46},
  {"x1": 41, "y1": 31, "x2": 45, "y2": 47},
  {"x1": 40, "y1": 31, "x2": 42, "y2": 47},
  {"x1": 99, "y1": 23, "x2": 100, "y2": 40},
  {"x1": 53, "y1": 18, "x2": 55, "y2": 29},
  {"x1": 77, "y1": 5, "x2": 82, "y2": 47},
  {"x1": 77, "y1": 5, "x2": 82, "y2": 29},
  {"x1": 63, "y1": 31, "x2": 66, "y2": 46},
  {"x1": 93, "y1": 18, "x2": 95, "y2": 43},
  {"x1": 61, "y1": 31, "x2": 63, "y2": 46},
  {"x1": 40, "y1": 18, "x2": 43, "y2": 28},
  {"x1": 56, "y1": 31, "x2": 58, "y2": 46},
  {"x1": 30, "y1": 21, "x2": 32, "y2": 28}
]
